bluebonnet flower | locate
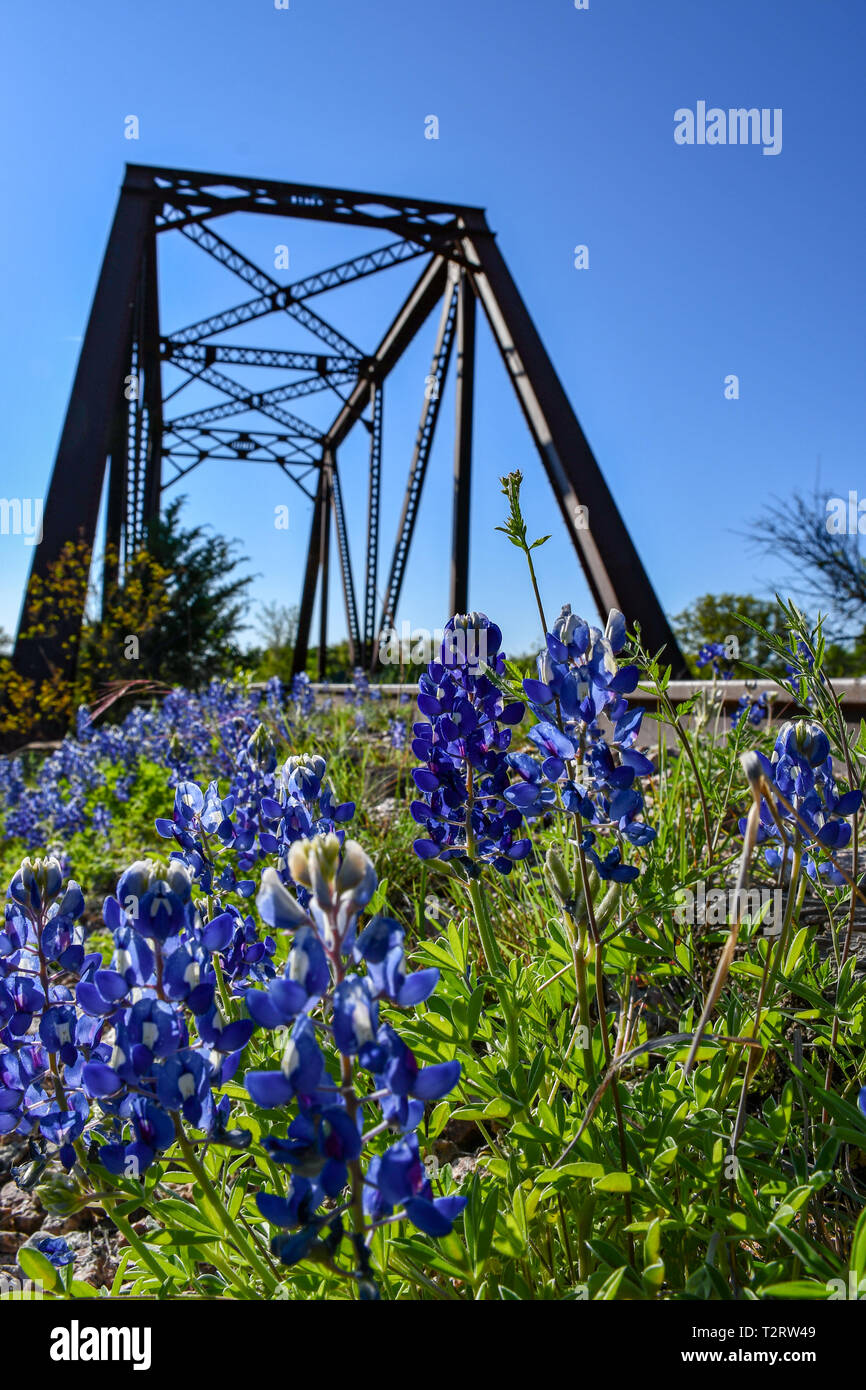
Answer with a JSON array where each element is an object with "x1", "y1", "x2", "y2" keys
[
  {"x1": 1, "y1": 858, "x2": 96, "y2": 1166},
  {"x1": 0, "y1": 841, "x2": 266, "y2": 1182},
  {"x1": 512, "y1": 606, "x2": 656, "y2": 871},
  {"x1": 738, "y1": 719, "x2": 863, "y2": 883},
  {"x1": 411, "y1": 613, "x2": 529, "y2": 873},
  {"x1": 731, "y1": 692, "x2": 769, "y2": 730},
  {"x1": 290, "y1": 672, "x2": 315, "y2": 718},
  {"x1": 345, "y1": 669, "x2": 378, "y2": 708},
  {"x1": 30, "y1": 1235, "x2": 74, "y2": 1268},
  {"x1": 696, "y1": 642, "x2": 733, "y2": 680},
  {"x1": 364, "y1": 1133, "x2": 466, "y2": 1237},
  {"x1": 1, "y1": 681, "x2": 270, "y2": 849},
  {"x1": 244, "y1": 833, "x2": 465, "y2": 1284}
]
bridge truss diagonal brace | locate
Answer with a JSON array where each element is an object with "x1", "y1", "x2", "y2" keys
[{"x1": 459, "y1": 222, "x2": 687, "y2": 674}]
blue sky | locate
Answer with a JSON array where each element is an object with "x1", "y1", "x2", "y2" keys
[{"x1": 1, "y1": 0, "x2": 864, "y2": 657}]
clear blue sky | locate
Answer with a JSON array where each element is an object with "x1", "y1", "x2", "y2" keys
[{"x1": 1, "y1": 0, "x2": 864, "y2": 657}]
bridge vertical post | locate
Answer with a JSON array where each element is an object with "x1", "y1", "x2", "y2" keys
[
  {"x1": 450, "y1": 270, "x2": 476, "y2": 618},
  {"x1": 292, "y1": 464, "x2": 325, "y2": 679},
  {"x1": 141, "y1": 225, "x2": 163, "y2": 533},
  {"x1": 318, "y1": 461, "x2": 332, "y2": 681}
]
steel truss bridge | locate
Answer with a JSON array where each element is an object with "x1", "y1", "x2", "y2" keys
[{"x1": 13, "y1": 164, "x2": 687, "y2": 682}]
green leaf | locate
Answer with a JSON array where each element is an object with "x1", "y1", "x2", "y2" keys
[
  {"x1": 535, "y1": 1162, "x2": 604, "y2": 1184},
  {"x1": 594, "y1": 1172, "x2": 634, "y2": 1193},
  {"x1": 784, "y1": 926, "x2": 810, "y2": 975},
  {"x1": 159, "y1": 1197, "x2": 222, "y2": 1236},
  {"x1": 16, "y1": 1246, "x2": 59, "y2": 1291},
  {"x1": 475, "y1": 1186, "x2": 499, "y2": 1269},
  {"x1": 851, "y1": 1205, "x2": 866, "y2": 1283},
  {"x1": 597, "y1": 1266, "x2": 628, "y2": 1299},
  {"x1": 511, "y1": 1120, "x2": 561, "y2": 1144},
  {"x1": 759, "y1": 1280, "x2": 832, "y2": 1299},
  {"x1": 69, "y1": 1280, "x2": 98, "y2": 1298},
  {"x1": 768, "y1": 1221, "x2": 841, "y2": 1280},
  {"x1": 644, "y1": 1217, "x2": 662, "y2": 1266},
  {"x1": 525, "y1": 1046, "x2": 548, "y2": 1101},
  {"x1": 482, "y1": 1098, "x2": 514, "y2": 1120},
  {"x1": 466, "y1": 986, "x2": 485, "y2": 1038}
]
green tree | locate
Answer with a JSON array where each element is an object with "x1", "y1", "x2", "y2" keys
[
  {"x1": 136, "y1": 497, "x2": 254, "y2": 687},
  {"x1": 249, "y1": 601, "x2": 299, "y2": 681},
  {"x1": 671, "y1": 593, "x2": 789, "y2": 677}
]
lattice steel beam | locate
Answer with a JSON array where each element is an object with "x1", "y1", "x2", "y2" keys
[
  {"x1": 330, "y1": 460, "x2": 361, "y2": 663},
  {"x1": 167, "y1": 369, "x2": 358, "y2": 430},
  {"x1": 169, "y1": 221, "x2": 362, "y2": 358},
  {"x1": 166, "y1": 361, "x2": 322, "y2": 442},
  {"x1": 325, "y1": 255, "x2": 449, "y2": 450},
  {"x1": 378, "y1": 268, "x2": 460, "y2": 638},
  {"x1": 162, "y1": 342, "x2": 359, "y2": 373},
  {"x1": 363, "y1": 383, "x2": 383, "y2": 670},
  {"x1": 145, "y1": 163, "x2": 478, "y2": 239}
]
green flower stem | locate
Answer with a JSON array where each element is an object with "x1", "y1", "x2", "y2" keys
[
  {"x1": 72, "y1": 1147, "x2": 185, "y2": 1292},
  {"x1": 110, "y1": 1203, "x2": 180, "y2": 1289},
  {"x1": 330, "y1": 920, "x2": 369, "y2": 1277},
  {"x1": 728, "y1": 840, "x2": 802, "y2": 1151},
  {"x1": 212, "y1": 952, "x2": 234, "y2": 1019},
  {"x1": 467, "y1": 875, "x2": 502, "y2": 974},
  {"x1": 341, "y1": 1055, "x2": 367, "y2": 1253},
  {"x1": 547, "y1": 923, "x2": 593, "y2": 1108},
  {"x1": 572, "y1": 932, "x2": 594, "y2": 1080},
  {"x1": 466, "y1": 875, "x2": 519, "y2": 1067},
  {"x1": 575, "y1": 831, "x2": 635, "y2": 1263},
  {"x1": 463, "y1": 780, "x2": 518, "y2": 1063},
  {"x1": 174, "y1": 1122, "x2": 277, "y2": 1294}
]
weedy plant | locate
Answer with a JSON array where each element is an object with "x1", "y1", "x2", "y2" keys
[{"x1": 1, "y1": 476, "x2": 865, "y2": 1301}]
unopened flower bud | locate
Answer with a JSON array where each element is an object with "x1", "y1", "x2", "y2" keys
[
  {"x1": 740, "y1": 750, "x2": 764, "y2": 787},
  {"x1": 595, "y1": 880, "x2": 622, "y2": 927},
  {"x1": 13, "y1": 856, "x2": 64, "y2": 911},
  {"x1": 35, "y1": 1174, "x2": 91, "y2": 1218},
  {"x1": 545, "y1": 848, "x2": 572, "y2": 905},
  {"x1": 117, "y1": 859, "x2": 156, "y2": 902},
  {"x1": 247, "y1": 723, "x2": 277, "y2": 774},
  {"x1": 335, "y1": 840, "x2": 373, "y2": 894},
  {"x1": 288, "y1": 835, "x2": 341, "y2": 907},
  {"x1": 288, "y1": 839, "x2": 312, "y2": 887}
]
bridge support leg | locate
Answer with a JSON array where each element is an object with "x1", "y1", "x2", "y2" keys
[
  {"x1": 461, "y1": 219, "x2": 687, "y2": 673},
  {"x1": 292, "y1": 466, "x2": 325, "y2": 679},
  {"x1": 13, "y1": 171, "x2": 156, "y2": 685},
  {"x1": 450, "y1": 270, "x2": 475, "y2": 618},
  {"x1": 318, "y1": 465, "x2": 332, "y2": 682}
]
